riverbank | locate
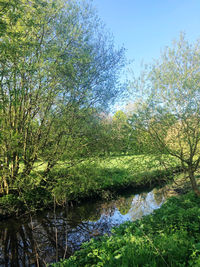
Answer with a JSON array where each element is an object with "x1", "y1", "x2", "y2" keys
[
  {"x1": 52, "y1": 186, "x2": 200, "y2": 267},
  {"x1": 0, "y1": 184, "x2": 170, "y2": 266},
  {"x1": 0, "y1": 155, "x2": 180, "y2": 219}
]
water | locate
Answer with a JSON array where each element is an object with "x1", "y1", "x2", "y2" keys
[{"x1": 0, "y1": 186, "x2": 169, "y2": 266}]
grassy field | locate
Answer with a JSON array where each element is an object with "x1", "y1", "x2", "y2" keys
[{"x1": 45, "y1": 154, "x2": 180, "y2": 202}]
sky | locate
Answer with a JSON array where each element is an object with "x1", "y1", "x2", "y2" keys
[{"x1": 93, "y1": 0, "x2": 200, "y2": 77}]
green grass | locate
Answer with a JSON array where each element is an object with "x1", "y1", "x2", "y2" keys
[
  {"x1": 0, "y1": 154, "x2": 181, "y2": 217},
  {"x1": 52, "y1": 191, "x2": 200, "y2": 267},
  {"x1": 47, "y1": 154, "x2": 180, "y2": 202}
]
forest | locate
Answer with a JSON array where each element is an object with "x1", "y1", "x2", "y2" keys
[{"x1": 0, "y1": 0, "x2": 200, "y2": 266}]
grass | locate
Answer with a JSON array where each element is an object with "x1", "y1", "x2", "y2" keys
[
  {"x1": 47, "y1": 154, "x2": 180, "y2": 202},
  {"x1": 0, "y1": 154, "x2": 181, "y2": 218},
  {"x1": 52, "y1": 191, "x2": 200, "y2": 267}
]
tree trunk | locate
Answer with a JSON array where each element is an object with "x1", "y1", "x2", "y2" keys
[
  {"x1": 2, "y1": 175, "x2": 9, "y2": 195},
  {"x1": 188, "y1": 169, "x2": 200, "y2": 197}
]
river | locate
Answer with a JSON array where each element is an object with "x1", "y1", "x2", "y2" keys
[{"x1": 0, "y1": 186, "x2": 169, "y2": 266}]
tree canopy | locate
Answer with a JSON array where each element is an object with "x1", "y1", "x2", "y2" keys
[
  {"x1": 0, "y1": 0, "x2": 125, "y2": 194},
  {"x1": 131, "y1": 35, "x2": 200, "y2": 196}
]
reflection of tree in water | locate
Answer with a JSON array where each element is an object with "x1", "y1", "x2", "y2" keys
[
  {"x1": 0, "y1": 218, "x2": 45, "y2": 266},
  {"x1": 129, "y1": 193, "x2": 148, "y2": 220},
  {"x1": 99, "y1": 201, "x2": 117, "y2": 217},
  {"x1": 115, "y1": 196, "x2": 133, "y2": 215},
  {"x1": 0, "y1": 203, "x2": 118, "y2": 266},
  {"x1": 67, "y1": 202, "x2": 102, "y2": 222},
  {"x1": 153, "y1": 187, "x2": 167, "y2": 206},
  {"x1": 128, "y1": 190, "x2": 166, "y2": 221},
  {"x1": 0, "y1": 187, "x2": 168, "y2": 266},
  {"x1": 0, "y1": 211, "x2": 76, "y2": 266}
]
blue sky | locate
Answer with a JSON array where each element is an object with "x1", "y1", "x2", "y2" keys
[{"x1": 93, "y1": 0, "x2": 200, "y2": 77}]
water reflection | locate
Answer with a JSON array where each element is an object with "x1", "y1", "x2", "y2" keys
[{"x1": 0, "y1": 186, "x2": 168, "y2": 266}]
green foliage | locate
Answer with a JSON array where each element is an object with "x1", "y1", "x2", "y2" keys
[
  {"x1": 96, "y1": 111, "x2": 144, "y2": 156},
  {"x1": 22, "y1": 187, "x2": 52, "y2": 208},
  {"x1": 130, "y1": 34, "x2": 200, "y2": 196},
  {"x1": 0, "y1": 194, "x2": 23, "y2": 216},
  {"x1": 0, "y1": 155, "x2": 179, "y2": 215},
  {"x1": 47, "y1": 154, "x2": 178, "y2": 203},
  {"x1": 0, "y1": 0, "x2": 125, "y2": 194},
  {"x1": 52, "y1": 192, "x2": 200, "y2": 267}
]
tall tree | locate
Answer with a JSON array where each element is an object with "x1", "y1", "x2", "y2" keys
[
  {"x1": 131, "y1": 35, "x2": 200, "y2": 196},
  {"x1": 0, "y1": 0, "x2": 125, "y2": 194},
  {"x1": 112, "y1": 110, "x2": 131, "y2": 154}
]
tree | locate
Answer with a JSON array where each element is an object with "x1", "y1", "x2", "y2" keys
[
  {"x1": 0, "y1": 0, "x2": 125, "y2": 194},
  {"x1": 131, "y1": 34, "x2": 200, "y2": 196},
  {"x1": 92, "y1": 111, "x2": 134, "y2": 156},
  {"x1": 112, "y1": 110, "x2": 132, "y2": 154}
]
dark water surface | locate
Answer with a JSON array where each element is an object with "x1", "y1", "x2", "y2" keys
[{"x1": 0, "y1": 186, "x2": 169, "y2": 266}]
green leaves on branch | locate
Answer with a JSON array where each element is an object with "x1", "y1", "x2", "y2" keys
[
  {"x1": 0, "y1": 0, "x2": 125, "y2": 194},
  {"x1": 130, "y1": 34, "x2": 200, "y2": 196}
]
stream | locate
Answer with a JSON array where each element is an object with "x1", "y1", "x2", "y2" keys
[{"x1": 0, "y1": 186, "x2": 169, "y2": 266}]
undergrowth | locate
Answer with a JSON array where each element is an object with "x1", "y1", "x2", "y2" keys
[{"x1": 0, "y1": 155, "x2": 180, "y2": 218}]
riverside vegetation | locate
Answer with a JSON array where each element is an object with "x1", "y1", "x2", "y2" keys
[
  {"x1": 0, "y1": 154, "x2": 180, "y2": 218},
  {"x1": 53, "y1": 190, "x2": 200, "y2": 267},
  {"x1": 1, "y1": 0, "x2": 200, "y2": 266}
]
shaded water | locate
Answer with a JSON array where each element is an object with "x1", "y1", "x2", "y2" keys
[{"x1": 0, "y1": 186, "x2": 169, "y2": 266}]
